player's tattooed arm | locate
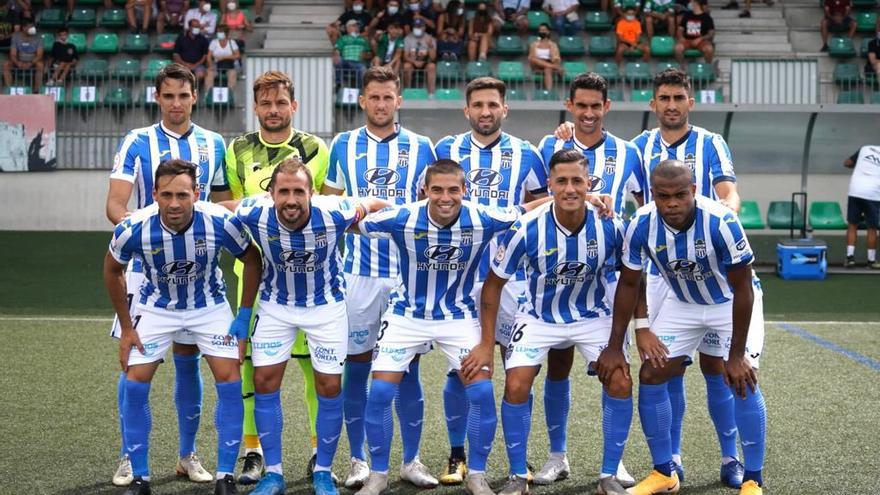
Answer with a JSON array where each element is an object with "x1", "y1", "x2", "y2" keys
[
  {"x1": 462, "y1": 271, "x2": 505, "y2": 381},
  {"x1": 103, "y1": 252, "x2": 144, "y2": 371},
  {"x1": 347, "y1": 197, "x2": 392, "y2": 231},
  {"x1": 725, "y1": 263, "x2": 756, "y2": 399}
]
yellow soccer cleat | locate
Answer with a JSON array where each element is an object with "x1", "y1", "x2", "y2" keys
[
  {"x1": 626, "y1": 470, "x2": 679, "y2": 495},
  {"x1": 439, "y1": 456, "x2": 467, "y2": 485},
  {"x1": 739, "y1": 480, "x2": 763, "y2": 495}
]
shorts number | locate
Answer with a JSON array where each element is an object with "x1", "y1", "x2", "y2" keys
[
  {"x1": 511, "y1": 323, "x2": 526, "y2": 343},
  {"x1": 132, "y1": 314, "x2": 142, "y2": 329},
  {"x1": 377, "y1": 320, "x2": 389, "y2": 342},
  {"x1": 126, "y1": 293, "x2": 134, "y2": 311},
  {"x1": 251, "y1": 314, "x2": 260, "y2": 338}
]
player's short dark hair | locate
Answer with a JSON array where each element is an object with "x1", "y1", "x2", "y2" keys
[
  {"x1": 268, "y1": 158, "x2": 314, "y2": 191},
  {"x1": 154, "y1": 159, "x2": 198, "y2": 189},
  {"x1": 548, "y1": 149, "x2": 588, "y2": 172},
  {"x1": 155, "y1": 63, "x2": 196, "y2": 95},
  {"x1": 569, "y1": 72, "x2": 608, "y2": 102},
  {"x1": 363, "y1": 65, "x2": 400, "y2": 90},
  {"x1": 650, "y1": 159, "x2": 693, "y2": 187},
  {"x1": 424, "y1": 159, "x2": 466, "y2": 186},
  {"x1": 653, "y1": 68, "x2": 691, "y2": 94},
  {"x1": 253, "y1": 70, "x2": 295, "y2": 103},
  {"x1": 465, "y1": 77, "x2": 506, "y2": 104}
]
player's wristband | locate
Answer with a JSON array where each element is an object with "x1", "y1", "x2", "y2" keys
[
  {"x1": 634, "y1": 318, "x2": 650, "y2": 329},
  {"x1": 229, "y1": 306, "x2": 253, "y2": 340}
]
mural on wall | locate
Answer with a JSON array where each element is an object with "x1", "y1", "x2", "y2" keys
[{"x1": 0, "y1": 95, "x2": 56, "y2": 172}]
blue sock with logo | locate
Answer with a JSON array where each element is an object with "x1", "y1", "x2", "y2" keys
[
  {"x1": 118, "y1": 372, "x2": 127, "y2": 457},
  {"x1": 215, "y1": 381, "x2": 244, "y2": 475},
  {"x1": 733, "y1": 384, "x2": 766, "y2": 483},
  {"x1": 254, "y1": 390, "x2": 284, "y2": 469},
  {"x1": 544, "y1": 378, "x2": 570, "y2": 454},
  {"x1": 705, "y1": 373, "x2": 739, "y2": 460},
  {"x1": 465, "y1": 379, "x2": 497, "y2": 472},
  {"x1": 123, "y1": 380, "x2": 152, "y2": 477},
  {"x1": 668, "y1": 374, "x2": 686, "y2": 458},
  {"x1": 315, "y1": 392, "x2": 344, "y2": 470},
  {"x1": 343, "y1": 360, "x2": 371, "y2": 461},
  {"x1": 173, "y1": 353, "x2": 202, "y2": 458},
  {"x1": 601, "y1": 390, "x2": 633, "y2": 476},
  {"x1": 638, "y1": 383, "x2": 673, "y2": 475},
  {"x1": 364, "y1": 379, "x2": 397, "y2": 473},
  {"x1": 501, "y1": 400, "x2": 530, "y2": 477},
  {"x1": 395, "y1": 360, "x2": 424, "y2": 464},
  {"x1": 444, "y1": 372, "x2": 469, "y2": 455}
]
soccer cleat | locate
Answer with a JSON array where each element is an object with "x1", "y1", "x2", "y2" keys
[
  {"x1": 739, "y1": 480, "x2": 762, "y2": 495},
  {"x1": 215, "y1": 474, "x2": 238, "y2": 495},
  {"x1": 122, "y1": 476, "x2": 151, "y2": 495},
  {"x1": 307, "y1": 454, "x2": 339, "y2": 483},
  {"x1": 313, "y1": 470, "x2": 338, "y2": 495},
  {"x1": 354, "y1": 472, "x2": 388, "y2": 495},
  {"x1": 597, "y1": 476, "x2": 628, "y2": 495},
  {"x1": 869, "y1": 260, "x2": 880, "y2": 269},
  {"x1": 251, "y1": 472, "x2": 286, "y2": 495},
  {"x1": 344, "y1": 457, "x2": 370, "y2": 489},
  {"x1": 465, "y1": 472, "x2": 494, "y2": 495},
  {"x1": 112, "y1": 454, "x2": 134, "y2": 486},
  {"x1": 239, "y1": 451, "x2": 265, "y2": 484},
  {"x1": 498, "y1": 475, "x2": 529, "y2": 495},
  {"x1": 617, "y1": 461, "x2": 636, "y2": 488},
  {"x1": 720, "y1": 459, "x2": 745, "y2": 488},
  {"x1": 533, "y1": 455, "x2": 570, "y2": 485},
  {"x1": 845, "y1": 256, "x2": 856, "y2": 267},
  {"x1": 625, "y1": 470, "x2": 679, "y2": 495},
  {"x1": 176, "y1": 452, "x2": 213, "y2": 482},
  {"x1": 673, "y1": 463, "x2": 685, "y2": 484},
  {"x1": 439, "y1": 456, "x2": 467, "y2": 485},
  {"x1": 400, "y1": 458, "x2": 439, "y2": 488}
]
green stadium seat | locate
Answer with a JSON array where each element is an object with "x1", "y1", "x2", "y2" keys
[
  {"x1": 688, "y1": 62, "x2": 716, "y2": 83},
  {"x1": 68, "y1": 33, "x2": 87, "y2": 55},
  {"x1": 76, "y1": 58, "x2": 109, "y2": 80},
  {"x1": 153, "y1": 33, "x2": 178, "y2": 54},
  {"x1": 607, "y1": 88, "x2": 624, "y2": 101},
  {"x1": 872, "y1": 91, "x2": 880, "y2": 104},
  {"x1": 533, "y1": 88, "x2": 559, "y2": 100},
  {"x1": 112, "y1": 58, "x2": 141, "y2": 80},
  {"x1": 500, "y1": 20, "x2": 517, "y2": 33},
  {"x1": 562, "y1": 61, "x2": 588, "y2": 82},
  {"x1": 593, "y1": 61, "x2": 620, "y2": 82},
  {"x1": 495, "y1": 61, "x2": 526, "y2": 83},
  {"x1": 852, "y1": 0, "x2": 876, "y2": 7},
  {"x1": 104, "y1": 86, "x2": 133, "y2": 107},
  {"x1": 40, "y1": 32, "x2": 54, "y2": 52},
  {"x1": 435, "y1": 87, "x2": 462, "y2": 100},
  {"x1": 205, "y1": 87, "x2": 234, "y2": 108},
  {"x1": 767, "y1": 201, "x2": 805, "y2": 230},
  {"x1": 123, "y1": 33, "x2": 151, "y2": 54},
  {"x1": 43, "y1": 86, "x2": 67, "y2": 106},
  {"x1": 506, "y1": 88, "x2": 526, "y2": 100},
  {"x1": 495, "y1": 35, "x2": 526, "y2": 56},
  {"x1": 655, "y1": 61, "x2": 679, "y2": 73},
  {"x1": 68, "y1": 8, "x2": 97, "y2": 28},
  {"x1": 837, "y1": 90, "x2": 865, "y2": 103},
  {"x1": 465, "y1": 60, "x2": 491, "y2": 80},
  {"x1": 833, "y1": 63, "x2": 862, "y2": 85},
  {"x1": 143, "y1": 59, "x2": 171, "y2": 79},
  {"x1": 37, "y1": 8, "x2": 65, "y2": 29},
  {"x1": 584, "y1": 11, "x2": 612, "y2": 31},
  {"x1": 855, "y1": 12, "x2": 877, "y2": 32},
  {"x1": 69, "y1": 85, "x2": 99, "y2": 108},
  {"x1": 527, "y1": 11, "x2": 550, "y2": 31},
  {"x1": 739, "y1": 201, "x2": 765, "y2": 229},
  {"x1": 437, "y1": 60, "x2": 462, "y2": 85},
  {"x1": 401, "y1": 87, "x2": 429, "y2": 100},
  {"x1": 78, "y1": 0, "x2": 106, "y2": 5},
  {"x1": 624, "y1": 200, "x2": 637, "y2": 219},
  {"x1": 624, "y1": 62, "x2": 652, "y2": 84},
  {"x1": 828, "y1": 36, "x2": 857, "y2": 58},
  {"x1": 90, "y1": 33, "x2": 119, "y2": 54},
  {"x1": 589, "y1": 35, "x2": 615, "y2": 57},
  {"x1": 558, "y1": 35, "x2": 585, "y2": 57},
  {"x1": 809, "y1": 201, "x2": 847, "y2": 230},
  {"x1": 683, "y1": 48, "x2": 702, "y2": 58},
  {"x1": 650, "y1": 36, "x2": 675, "y2": 57},
  {"x1": 100, "y1": 8, "x2": 127, "y2": 27},
  {"x1": 4, "y1": 86, "x2": 32, "y2": 95},
  {"x1": 631, "y1": 88, "x2": 653, "y2": 101}
]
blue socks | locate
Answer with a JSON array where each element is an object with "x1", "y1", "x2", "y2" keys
[
  {"x1": 734, "y1": 384, "x2": 766, "y2": 484},
  {"x1": 638, "y1": 383, "x2": 673, "y2": 475},
  {"x1": 444, "y1": 371, "x2": 469, "y2": 455},
  {"x1": 395, "y1": 361, "x2": 424, "y2": 464},
  {"x1": 601, "y1": 390, "x2": 633, "y2": 476},
  {"x1": 501, "y1": 400, "x2": 530, "y2": 476},
  {"x1": 343, "y1": 360, "x2": 371, "y2": 461},
  {"x1": 364, "y1": 379, "x2": 397, "y2": 472},
  {"x1": 316, "y1": 393, "x2": 344, "y2": 469},
  {"x1": 117, "y1": 372, "x2": 127, "y2": 458},
  {"x1": 464, "y1": 379, "x2": 497, "y2": 472},
  {"x1": 215, "y1": 381, "x2": 244, "y2": 475},
  {"x1": 123, "y1": 380, "x2": 152, "y2": 477},
  {"x1": 705, "y1": 373, "x2": 739, "y2": 460},
  {"x1": 172, "y1": 353, "x2": 202, "y2": 458},
  {"x1": 254, "y1": 390, "x2": 284, "y2": 469},
  {"x1": 667, "y1": 374, "x2": 686, "y2": 459},
  {"x1": 544, "y1": 378, "x2": 570, "y2": 454}
]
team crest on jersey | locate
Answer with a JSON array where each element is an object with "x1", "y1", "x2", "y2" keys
[
  {"x1": 198, "y1": 146, "x2": 209, "y2": 164},
  {"x1": 604, "y1": 156, "x2": 616, "y2": 175},
  {"x1": 460, "y1": 229, "x2": 473, "y2": 246},
  {"x1": 112, "y1": 152, "x2": 122, "y2": 173},
  {"x1": 397, "y1": 148, "x2": 409, "y2": 168},
  {"x1": 684, "y1": 153, "x2": 696, "y2": 172},
  {"x1": 194, "y1": 239, "x2": 207, "y2": 256},
  {"x1": 315, "y1": 232, "x2": 328, "y2": 248},
  {"x1": 585, "y1": 239, "x2": 599, "y2": 259},
  {"x1": 500, "y1": 150, "x2": 513, "y2": 169},
  {"x1": 694, "y1": 239, "x2": 707, "y2": 258},
  {"x1": 494, "y1": 243, "x2": 506, "y2": 263}
]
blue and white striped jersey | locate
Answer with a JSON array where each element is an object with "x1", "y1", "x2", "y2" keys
[
  {"x1": 108, "y1": 201, "x2": 250, "y2": 310},
  {"x1": 358, "y1": 200, "x2": 521, "y2": 320},
  {"x1": 623, "y1": 196, "x2": 754, "y2": 305},
  {"x1": 231, "y1": 195, "x2": 361, "y2": 308},
  {"x1": 493, "y1": 202, "x2": 626, "y2": 324},
  {"x1": 326, "y1": 125, "x2": 436, "y2": 278},
  {"x1": 537, "y1": 131, "x2": 641, "y2": 215},
  {"x1": 631, "y1": 125, "x2": 735, "y2": 203}
]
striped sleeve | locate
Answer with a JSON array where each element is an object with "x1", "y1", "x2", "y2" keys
[
  {"x1": 108, "y1": 219, "x2": 135, "y2": 264},
  {"x1": 358, "y1": 206, "x2": 401, "y2": 239},
  {"x1": 479, "y1": 205, "x2": 521, "y2": 235},
  {"x1": 708, "y1": 133, "x2": 736, "y2": 185},
  {"x1": 622, "y1": 213, "x2": 649, "y2": 270},
  {"x1": 523, "y1": 142, "x2": 548, "y2": 195},
  {"x1": 433, "y1": 135, "x2": 453, "y2": 160},
  {"x1": 210, "y1": 133, "x2": 229, "y2": 190},
  {"x1": 491, "y1": 219, "x2": 527, "y2": 280},
  {"x1": 110, "y1": 131, "x2": 140, "y2": 183},
  {"x1": 325, "y1": 133, "x2": 346, "y2": 190},
  {"x1": 714, "y1": 211, "x2": 753, "y2": 268},
  {"x1": 221, "y1": 210, "x2": 252, "y2": 257},
  {"x1": 414, "y1": 135, "x2": 437, "y2": 194}
]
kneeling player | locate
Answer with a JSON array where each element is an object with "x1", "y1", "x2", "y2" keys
[{"x1": 104, "y1": 160, "x2": 262, "y2": 495}]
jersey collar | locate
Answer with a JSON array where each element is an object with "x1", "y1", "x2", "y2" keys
[
  {"x1": 159, "y1": 121, "x2": 194, "y2": 140},
  {"x1": 365, "y1": 123, "x2": 400, "y2": 143},
  {"x1": 258, "y1": 128, "x2": 297, "y2": 149},
  {"x1": 551, "y1": 203, "x2": 586, "y2": 237},
  {"x1": 659, "y1": 125, "x2": 692, "y2": 149},
  {"x1": 660, "y1": 200, "x2": 697, "y2": 235},
  {"x1": 468, "y1": 132, "x2": 503, "y2": 150},
  {"x1": 573, "y1": 130, "x2": 607, "y2": 151}
]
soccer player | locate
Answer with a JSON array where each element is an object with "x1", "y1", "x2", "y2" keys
[
  {"x1": 353, "y1": 160, "x2": 552, "y2": 495},
  {"x1": 321, "y1": 66, "x2": 438, "y2": 489},
  {"x1": 533, "y1": 72, "x2": 641, "y2": 487},
  {"x1": 228, "y1": 159, "x2": 388, "y2": 495},
  {"x1": 224, "y1": 70, "x2": 330, "y2": 484},
  {"x1": 487, "y1": 149, "x2": 633, "y2": 495},
  {"x1": 105, "y1": 62, "x2": 230, "y2": 487},
  {"x1": 433, "y1": 77, "x2": 548, "y2": 485},
  {"x1": 597, "y1": 160, "x2": 766, "y2": 495},
  {"x1": 104, "y1": 160, "x2": 262, "y2": 495},
  {"x1": 843, "y1": 145, "x2": 880, "y2": 268}
]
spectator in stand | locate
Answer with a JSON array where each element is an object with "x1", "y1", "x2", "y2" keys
[
  {"x1": 7, "y1": 0, "x2": 32, "y2": 32},
  {"x1": 372, "y1": 20, "x2": 405, "y2": 71},
  {"x1": 205, "y1": 27, "x2": 240, "y2": 93},
  {"x1": 184, "y1": 0, "x2": 219, "y2": 38},
  {"x1": 48, "y1": 26, "x2": 76, "y2": 86},
  {"x1": 125, "y1": 0, "x2": 153, "y2": 33},
  {"x1": 491, "y1": 0, "x2": 529, "y2": 35},
  {"x1": 721, "y1": 0, "x2": 773, "y2": 19},
  {"x1": 528, "y1": 23, "x2": 563, "y2": 90},
  {"x1": 3, "y1": 22, "x2": 43, "y2": 92},
  {"x1": 370, "y1": 0, "x2": 410, "y2": 40},
  {"x1": 437, "y1": 24, "x2": 465, "y2": 60},
  {"x1": 174, "y1": 19, "x2": 210, "y2": 87},
  {"x1": 819, "y1": 0, "x2": 856, "y2": 52},
  {"x1": 404, "y1": 0, "x2": 437, "y2": 34},
  {"x1": 644, "y1": 0, "x2": 676, "y2": 38},
  {"x1": 467, "y1": 2, "x2": 494, "y2": 60},
  {"x1": 543, "y1": 0, "x2": 579, "y2": 36},
  {"x1": 615, "y1": 6, "x2": 650, "y2": 64},
  {"x1": 335, "y1": 18, "x2": 371, "y2": 85},
  {"x1": 220, "y1": 1, "x2": 252, "y2": 52},
  {"x1": 403, "y1": 17, "x2": 437, "y2": 96},
  {"x1": 0, "y1": 4, "x2": 13, "y2": 51},
  {"x1": 157, "y1": 0, "x2": 188, "y2": 33},
  {"x1": 674, "y1": 0, "x2": 713, "y2": 64},
  {"x1": 612, "y1": 0, "x2": 640, "y2": 22},
  {"x1": 327, "y1": 0, "x2": 372, "y2": 45},
  {"x1": 438, "y1": 0, "x2": 467, "y2": 39},
  {"x1": 866, "y1": 26, "x2": 879, "y2": 79}
]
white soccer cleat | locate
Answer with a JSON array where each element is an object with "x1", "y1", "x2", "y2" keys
[
  {"x1": 175, "y1": 452, "x2": 213, "y2": 482},
  {"x1": 465, "y1": 472, "x2": 494, "y2": 495},
  {"x1": 596, "y1": 475, "x2": 628, "y2": 495},
  {"x1": 400, "y1": 458, "x2": 439, "y2": 488},
  {"x1": 533, "y1": 454, "x2": 570, "y2": 485},
  {"x1": 345, "y1": 457, "x2": 370, "y2": 489},
  {"x1": 616, "y1": 461, "x2": 636, "y2": 488},
  {"x1": 112, "y1": 454, "x2": 134, "y2": 487},
  {"x1": 498, "y1": 475, "x2": 530, "y2": 495},
  {"x1": 355, "y1": 471, "x2": 389, "y2": 495}
]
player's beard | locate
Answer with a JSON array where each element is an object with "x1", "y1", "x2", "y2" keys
[
  {"x1": 278, "y1": 204, "x2": 307, "y2": 228},
  {"x1": 469, "y1": 115, "x2": 501, "y2": 137},
  {"x1": 659, "y1": 111, "x2": 688, "y2": 130},
  {"x1": 366, "y1": 110, "x2": 394, "y2": 130},
  {"x1": 260, "y1": 113, "x2": 291, "y2": 133}
]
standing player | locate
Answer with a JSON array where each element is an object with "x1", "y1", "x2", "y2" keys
[
  {"x1": 843, "y1": 144, "x2": 880, "y2": 268},
  {"x1": 224, "y1": 70, "x2": 330, "y2": 484},
  {"x1": 229, "y1": 159, "x2": 388, "y2": 495},
  {"x1": 597, "y1": 160, "x2": 767, "y2": 495},
  {"x1": 433, "y1": 77, "x2": 548, "y2": 485},
  {"x1": 321, "y1": 66, "x2": 438, "y2": 489},
  {"x1": 486, "y1": 149, "x2": 633, "y2": 495},
  {"x1": 104, "y1": 160, "x2": 262, "y2": 495},
  {"x1": 353, "y1": 160, "x2": 552, "y2": 495},
  {"x1": 105, "y1": 63, "x2": 230, "y2": 487}
]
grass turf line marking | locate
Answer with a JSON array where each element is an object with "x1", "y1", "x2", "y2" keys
[
  {"x1": 775, "y1": 322, "x2": 880, "y2": 372},
  {"x1": 0, "y1": 316, "x2": 114, "y2": 322},
  {"x1": 766, "y1": 320, "x2": 877, "y2": 325}
]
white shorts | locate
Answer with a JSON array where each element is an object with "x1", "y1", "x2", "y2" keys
[
  {"x1": 697, "y1": 284, "x2": 765, "y2": 368},
  {"x1": 372, "y1": 312, "x2": 481, "y2": 373},
  {"x1": 472, "y1": 279, "x2": 527, "y2": 347},
  {"x1": 344, "y1": 273, "x2": 399, "y2": 355},
  {"x1": 126, "y1": 302, "x2": 238, "y2": 366},
  {"x1": 111, "y1": 268, "x2": 196, "y2": 345},
  {"x1": 252, "y1": 299, "x2": 349, "y2": 374},
  {"x1": 646, "y1": 272, "x2": 668, "y2": 327}
]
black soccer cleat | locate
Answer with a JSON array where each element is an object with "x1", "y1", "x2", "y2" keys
[
  {"x1": 307, "y1": 453, "x2": 317, "y2": 478},
  {"x1": 214, "y1": 474, "x2": 238, "y2": 495},
  {"x1": 238, "y1": 451, "x2": 265, "y2": 485},
  {"x1": 122, "y1": 476, "x2": 151, "y2": 495}
]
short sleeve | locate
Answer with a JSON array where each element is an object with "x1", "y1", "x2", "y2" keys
[
  {"x1": 358, "y1": 206, "x2": 401, "y2": 239},
  {"x1": 479, "y1": 205, "x2": 521, "y2": 235},
  {"x1": 325, "y1": 133, "x2": 346, "y2": 191},
  {"x1": 714, "y1": 212, "x2": 754, "y2": 268},
  {"x1": 108, "y1": 220, "x2": 135, "y2": 264},
  {"x1": 491, "y1": 220, "x2": 527, "y2": 280},
  {"x1": 707, "y1": 133, "x2": 736, "y2": 185},
  {"x1": 210, "y1": 133, "x2": 229, "y2": 190},
  {"x1": 110, "y1": 131, "x2": 141, "y2": 183},
  {"x1": 329, "y1": 197, "x2": 362, "y2": 231},
  {"x1": 222, "y1": 212, "x2": 252, "y2": 257},
  {"x1": 523, "y1": 143, "x2": 549, "y2": 195},
  {"x1": 413, "y1": 136, "x2": 437, "y2": 196},
  {"x1": 621, "y1": 214, "x2": 648, "y2": 271}
]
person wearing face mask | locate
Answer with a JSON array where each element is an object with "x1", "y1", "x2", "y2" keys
[
  {"x1": 467, "y1": 2, "x2": 494, "y2": 61},
  {"x1": 369, "y1": 0, "x2": 408, "y2": 39},
  {"x1": 157, "y1": 0, "x2": 188, "y2": 33},
  {"x1": 2, "y1": 22, "x2": 43, "y2": 92},
  {"x1": 335, "y1": 19, "x2": 372, "y2": 86},
  {"x1": 220, "y1": 1, "x2": 252, "y2": 53},
  {"x1": 206, "y1": 27, "x2": 240, "y2": 95},
  {"x1": 492, "y1": 0, "x2": 529, "y2": 35},
  {"x1": 47, "y1": 26, "x2": 77, "y2": 86},
  {"x1": 124, "y1": 0, "x2": 153, "y2": 33},
  {"x1": 173, "y1": 19, "x2": 210, "y2": 88},
  {"x1": 673, "y1": 0, "x2": 714, "y2": 65},
  {"x1": 614, "y1": 7, "x2": 650, "y2": 65},
  {"x1": 528, "y1": 23, "x2": 563, "y2": 91},
  {"x1": 372, "y1": 21, "x2": 405, "y2": 71},
  {"x1": 437, "y1": 0, "x2": 466, "y2": 40},
  {"x1": 327, "y1": 0, "x2": 372, "y2": 46},
  {"x1": 403, "y1": 0, "x2": 437, "y2": 34},
  {"x1": 184, "y1": 0, "x2": 219, "y2": 38},
  {"x1": 437, "y1": 25, "x2": 464, "y2": 60},
  {"x1": 402, "y1": 18, "x2": 437, "y2": 97}
]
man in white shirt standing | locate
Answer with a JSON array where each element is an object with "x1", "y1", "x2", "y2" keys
[{"x1": 843, "y1": 145, "x2": 880, "y2": 268}]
